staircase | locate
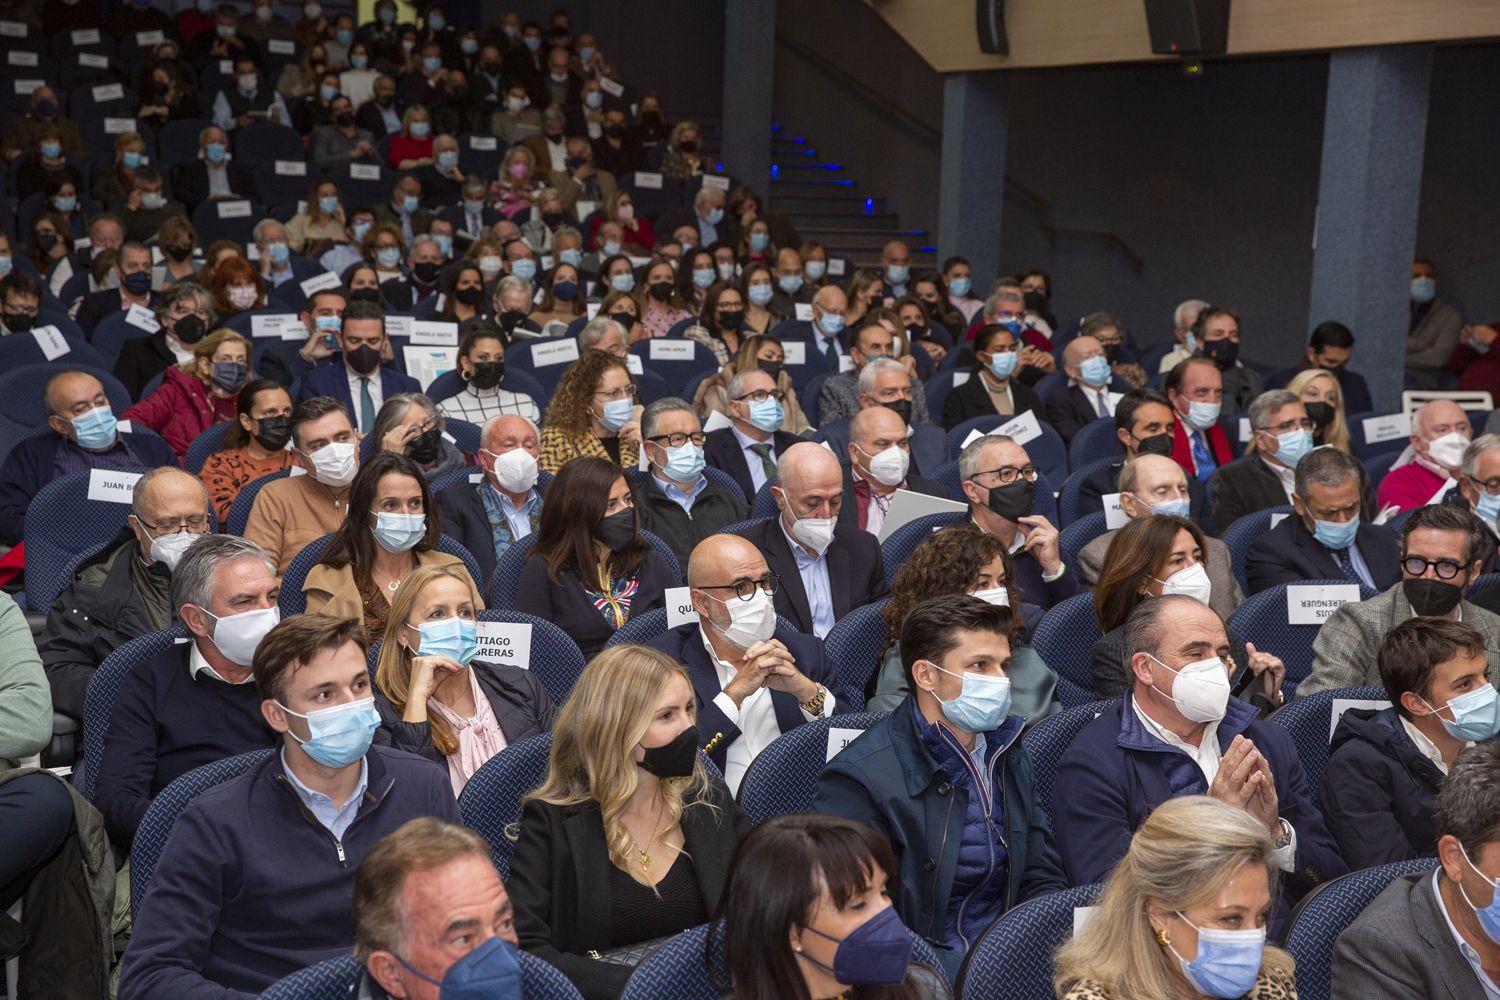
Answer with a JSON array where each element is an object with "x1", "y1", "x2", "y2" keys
[{"x1": 768, "y1": 124, "x2": 936, "y2": 272}]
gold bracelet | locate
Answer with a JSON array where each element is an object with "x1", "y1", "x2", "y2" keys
[{"x1": 801, "y1": 684, "x2": 827, "y2": 716}]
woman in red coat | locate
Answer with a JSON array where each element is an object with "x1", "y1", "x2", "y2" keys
[{"x1": 123, "y1": 328, "x2": 252, "y2": 463}]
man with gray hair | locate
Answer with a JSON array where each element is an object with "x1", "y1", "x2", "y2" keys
[
  {"x1": 40, "y1": 466, "x2": 209, "y2": 723},
  {"x1": 959, "y1": 433, "x2": 1076, "y2": 610},
  {"x1": 253, "y1": 218, "x2": 300, "y2": 294},
  {"x1": 1245, "y1": 445, "x2": 1401, "y2": 593},
  {"x1": 437, "y1": 414, "x2": 543, "y2": 588},
  {"x1": 704, "y1": 365, "x2": 800, "y2": 499},
  {"x1": 817, "y1": 321, "x2": 930, "y2": 425},
  {"x1": 523, "y1": 104, "x2": 569, "y2": 175},
  {"x1": 491, "y1": 274, "x2": 541, "y2": 342},
  {"x1": 112, "y1": 281, "x2": 218, "y2": 400},
  {"x1": 1209, "y1": 389, "x2": 1327, "y2": 529},
  {"x1": 92, "y1": 533, "x2": 279, "y2": 850},
  {"x1": 381, "y1": 235, "x2": 445, "y2": 312},
  {"x1": 577, "y1": 315, "x2": 627, "y2": 357},
  {"x1": 635, "y1": 397, "x2": 748, "y2": 566},
  {"x1": 691, "y1": 183, "x2": 726, "y2": 246},
  {"x1": 437, "y1": 175, "x2": 502, "y2": 246},
  {"x1": 1457, "y1": 434, "x2": 1500, "y2": 543},
  {"x1": 1045, "y1": 333, "x2": 1117, "y2": 443},
  {"x1": 1158, "y1": 298, "x2": 1211, "y2": 374}
]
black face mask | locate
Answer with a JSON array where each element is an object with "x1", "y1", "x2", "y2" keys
[
  {"x1": 482, "y1": 60, "x2": 502, "y2": 74},
  {"x1": 679, "y1": 140, "x2": 698, "y2": 154},
  {"x1": 648, "y1": 282, "x2": 672, "y2": 302},
  {"x1": 499, "y1": 309, "x2": 527, "y2": 330},
  {"x1": 412, "y1": 261, "x2": 441, "y2": 285},
  {"x1": 346, "y1": 342, "x2": 381, "y2": 374},
  {"x1": 408, "y1": 426, "x2": 442, "y2": 463},
  {"x1": 334, "y1": 111, "x2": 355, "y2": 127},
  {"x1": 883, "y1": 399, "x2": 912, "y2": 425},
  {"x1": 1137, "y1": 431, "x2": 1174, "y2": 458},
  {"x1": 172, "y1": 313, "x2": 206, "y2": 344},
  {"x1": 164, "y1": 243, "x2": 193, "y2": 263},
  {"x1": 594, "y1": 507, "x2": 637, "y2": 552},
  {"x1": 448, "y1": 85, "x2": 468, "y2": 101},
  {"x1": 35, "y1": 232, "x2": 59, "y2": 253},
  {"x1": 376, "y1": 93, "x2": 394, "y2": 107},
  {"x1": 607, "y1": 311, "x2": 635, "y2": 328},
  {"x1": 1404, "y1": 578, "x2": 1463, "y2": 617},
  {"x1": 124, "y1": 271, "x2": 152, "y2": 296},
  {"x1": 758, "y1": 360, "x2": 782, "y2": 383},
  {"x1": 1022, "y1": 290, "x2": 1047, "y2": 312},
  {"x1": 640, "y1": 110, "x2": 662, "y2": 126},
  {"x1": 253, "y1": 414, "x2": 291, "y2": 451},
  {"x1": 350, "y1": 286, "x2": 380, "y2": 304},
  {"x1": 985, "y1": 479, "x2": 1034, "y2": 522},
  {"x1": 541, "y1": 211, "x2": 564, "y2": 228},
  {"x1": 3, "y1": 312, "x2": 35, "y2": 334},
  {"x1": 1305, "y1": 401, "x2": 1334, "y2": 431},
  {"x1": 717, "y1": 309, "x2": 744, "y2": 330},
  {"x1": 1201, "y1": 338, "x2": 1238, "y2": 370},
  {"x1": 469, "y1": 360, "x2": 503, "y2": 389},
  {"x1": 637, "y1": 725, "x2": 699, "y2": 779},
  {"x1": 905, "y1": 323, "x2": 927, "y2": 341},
  {"x1": 455, "y1": 285, "x2": 484, "y2": 306},
  {"x1": 1102, "y1": 343, "x2": 1122, "y2": 364},
  {"x1": 605, "y1": 124, "x2": 625, "y2": 139}
]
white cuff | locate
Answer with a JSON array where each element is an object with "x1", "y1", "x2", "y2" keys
[
  {"x1": 711, "y1": 691, "x2": 741, "y2": 727},
  {"x1": 1272, "y1": 819, "x2": 1297, "y2": 873}
]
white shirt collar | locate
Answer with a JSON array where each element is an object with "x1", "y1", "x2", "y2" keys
[
  {"x1": 1400, "y1": 714, "x2": 1470, "y2": 775},
  {"x1": 189, "y1": 642, "x2": 254, "y2": 684},
  {"x1": 1130, "y1": 693, "x2": 1222, "y2": 783},
  {"x1": 1432, "y1": 869, "x2": 1500, "y2": 999}
]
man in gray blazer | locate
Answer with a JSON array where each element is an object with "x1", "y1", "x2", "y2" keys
[
  {"x1": 817, "y1": 325, "x2": 931, "y2": 425},
  {"x1": 1076, "y1": 454, "x2": 1244, "y2": 624},
  {"x1": 1301, "y1": 503, "x2": 1500, "y2": 696},
  {"x1": 1332, "y1": 740, "x2": 1500, "y2": 998}
]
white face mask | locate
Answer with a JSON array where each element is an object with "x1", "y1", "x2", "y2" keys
[
  {"x1": 857, "y1": 443, "x2": 909, "y2": 487},
  {"x1": 784, "y1": 507, "x2": 835, "y2": 556},
  {"x1": 483, "y1": 447, "x2": 538, "y2": 494},
  {"x1": 969, "y1": 586, "x2": 1009, "y2": 607},
  {"x1": 148, "y1": 528, "x2": 202, "y2": 572},
  {"x1": 1154, "y1": 561, "x2": 1212, "y2": 606},
  {"x1": 703, "y1": 588, "x2": 776, "y2": 650},
  {"x1": 1426, "y1": 430, "x2": 1470, "y2": 470},
  {"x1": 1148, "y1": 653, "x2": 1231, "y2": 724},
  {"x1": 202, "y1": 605, "x2": 281, "y2": 667},
  {"x1": 305, "y1": 440, "x2": 357, "y2": 487}
]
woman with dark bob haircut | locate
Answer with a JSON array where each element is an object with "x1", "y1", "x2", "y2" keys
[{"x1": 715, "y1": 813, "x2": 949, "y2": 1000}]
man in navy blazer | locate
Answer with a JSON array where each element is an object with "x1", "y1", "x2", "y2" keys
[
  {"x1": 1245, "y1": 446, "x2": 1401, "y2": 594},
  {"x1": 293, "y1": 300, "x2": 419, "y2": 435},
  {"x1": 702, "y1": 366, "x2": 801, "y2": 502},
  {"x1": 1044, "y1": 334, "x2": 1122, "y2": 443},
  {"x1": 1053, "y1": 596, "x2": 1346, "y2": 923},
  {"x1": 738, "y1": 442, "x2": 889, "y2": 638},
  {"x1": 646, "y1": 533, "x2": 844, "y2": 793}
]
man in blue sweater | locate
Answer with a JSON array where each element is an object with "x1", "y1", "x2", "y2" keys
[
  {"x1": 94, "y1": 534, "x2": 282, "y2": 851},
  {"x1": 118, "y1": 613, "x2": 460, "y2": 1000},
  {"x1": 814, "y1": 595, "x2": 1066, "y2": 980}
]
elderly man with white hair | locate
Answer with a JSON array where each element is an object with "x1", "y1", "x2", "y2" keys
[
  {"x1": 1158, "y1": 298, "x2": 1211, "y2": 374},
  {"x1": 817, "y1": 320, "x2": 931, "y2": 425},
  {"x1": 577, "y1": 315, "x2": 627, "y2": 357},
  {"x1": 436, "y1": 413, "x2": 543, "y2": 589},
  {"x1": 490, "y1": 274, "x2": 542, "y2": 342},
  {"x1": 380, "y1": 235, "x2": 445, "y2": 312},
  {"x1": 1044, "y1": 333, "x2": 1117, "y2": 443},
  {"x1": 1378, "y1": 399, "x2": 1474, "y2": 512}
]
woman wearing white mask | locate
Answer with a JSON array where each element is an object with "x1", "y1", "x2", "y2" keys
[
  {"x1": 303, "y1": 453, "x2": 477, "y2": 639},
  {"x1": 1090, "y1": 515, "x2": 1284, "y2": 708},
  {"x1": 1054, "y1": 795, "x2": 1297, "y2": 1000},
  {"x1": 538, "y1": 351, "x2": 641, "y2": 474},
  {"x1": 372, "y1": 563, "x2": 555, "y2": 795},
  {"x1": 867, "y1": 528, "x2": 1061, "y2": 721}
]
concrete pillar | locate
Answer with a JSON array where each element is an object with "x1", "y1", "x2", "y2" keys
[
  {"x1": 721, "y1": 0, "x2": 776, "y2": 197},
  {"x1": 938, "y1": 71, "x2": 1009, "y2": 280},
  {"x1": 1308, "y1": 45, "x2": 1433, "y2": 408}
]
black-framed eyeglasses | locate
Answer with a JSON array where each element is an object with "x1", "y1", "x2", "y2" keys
[
  {"x1": 137, "y1": 515, "x2": 210, "y2": 534},
  {"x1": 698, "y1": 572, "x2": 780, "y2": 601},
  {"x1": 733, "y1": 389, "x2": 787, "y2": 404},
  {"x1": 969, "y1": 465, "x2": 1038, "y2": 486},
  {"x1": 1260, "y1": 417, "x2": 1316, "y2": 434},
  {"x1": 647, "y1": 431, "x2": 705, "y2": 448},
  {"x1": 1467, "y1": 475, "x2": 1500, "y2": 494},
  {"x1": 1402, "y1": 556, "x2": 1464, "y2": 580}
]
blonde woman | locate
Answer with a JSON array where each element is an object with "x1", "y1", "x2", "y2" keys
[
  {"x1": 508, "y1": 644, "x2": 750, "y2": 999},
  {"x1": 1053, "y1": 796, "x2": 1297, "y2": 1000},
  {"x1": 122, "y1": 327, "x2": 251, "y2": 462},
  {"x1": 495, "y1": 146, "x2": 540, "y2": 219},
  {"x1": 1286, "y1": 368, "x2": 1351, "y2": 453},
  {"x1": 373, "y1": 563, "x2": 555, "y2": 795},
  {"x1": 388, "y1": 104, "x2": 434, "y2": 171}
]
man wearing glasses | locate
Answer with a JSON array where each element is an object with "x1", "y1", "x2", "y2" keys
[
  {"x1": 1210, "y1": 389, "x2": 1336, "y2": 530},
  {"x1": 958, "y1": 434, "x2": 1078, "y2": 610},
  {"x1": 704, "y1": 367, "x2": 800, "y2": 500},
  {"x1": 635, "y1": 398, "x2": 748, "y2": 566},
  {"x1": 646, "y1": 532, "x2": 842, "y2": 794},
  {"x1": 1302, "y1": 504, "x2": 1500, "y2": 695}
]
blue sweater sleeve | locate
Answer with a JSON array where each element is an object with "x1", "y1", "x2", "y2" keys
[{"x1": 0, "y1": 436, "x2": 48, "y2": 545}]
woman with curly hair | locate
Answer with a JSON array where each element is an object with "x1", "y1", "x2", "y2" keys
[
  {"x1": 865, "y1": 527, "x2": 1060, "y2": 721},
  {"x1": 537, "y1": 350, "x2": 641, "y2": 473}
]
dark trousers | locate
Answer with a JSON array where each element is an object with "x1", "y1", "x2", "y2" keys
[{"x1": 0, "y1": 774, "x2": 73, "y2": 911}]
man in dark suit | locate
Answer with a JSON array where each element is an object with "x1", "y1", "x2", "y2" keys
[
  {"x1": 293, "y1": 300, "x2": 419, "y2": 435},
  {"x1": 437, "y1": 175, "x2": 503, "y2": 248},
  {"x1": 839, "y1": 405, "x2": 949, "y2": 537},
  {"x1": 371, "y1": 175, "x2": 432, "y2": 247},
  {"x1": 739, "y1": 442, "x2": 888, "y2": 639},
  {"x1": 1076, "y1": 387, "x2": 1208, "y2": 523},
  {"x1": 1210, "y1": 389, "x2": 1324, "y2": 530},
  {"x1": 75, "y1": 242, "x2": 155, "y2": 340},
  {"x1": 959, "y1": 432, "x2": 1078, "y2": 610},
  {"x1": 703, "y1": 367, "x2": 801, "y2": 502},
  {"x1": 377, "y1": 235, "x2": 443, "y2": 312},
  {"x1": 354, "y1": 75, "x2": 404, "y2": 139},
  {"x1": 1245, "y1": 446, "x2": 1401, "y2": 593},
  {"x1": 1331, "y1": 741, "x2": 1500, "y2": 998},
  {"x1": 646, "y1": 533, "x2": 844, "y2": 793},
  {"x1": 172, "y1": 125, "x2": 257, "y2": 214},
  {"x1": 1166, "y1": 356, "x2": 1234, "y2": 482},
  {"x1": 1044, "y1": 334, "x2": 1119, "y2": 444},
  {"x1": 113, "y1": 283, "x2": 216, "y2": 400},
  {"x1": 435, "y1": 415, "x2": 542, "y2": 593},
  {"x1": 942, "y1": 323, "x2": 1044, "y2": 431},
  {"x1": 1263, "y1": 320, "x2": 1374, "y2": 416}
]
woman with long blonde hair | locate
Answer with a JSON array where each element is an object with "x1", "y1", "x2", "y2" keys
[
  {"x1": 508, "y1": 644, "x2": 750, "y2": 1000},
  {"x1": 372, "y1": 563, "x2": 554, "y2": 795},
  {"x1": 1054, "y1": 795, "x2": 1297, "y2": 1000},
  {"x1": 1285, "y1": 367, "x2": 1352, "y2": 453}
]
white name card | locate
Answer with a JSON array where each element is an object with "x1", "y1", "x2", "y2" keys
[
  {"x1": 1239, "y1": 417, "x2": 1252, "y2": 442},
  {"x1": 704, "y1": 409, "x2": 732, "y2": 432},
  {"x1": 781, "y1": 341, "x2": 806, "y2": 366},
  {"x1": 1270, "y1": 512, "x2": 1289, "y2": 529},
  {"x1": 350, "y1": 163, "x2": 381, "y2": 180},
  {"x1": 838, "y1": 354, "x2": 856, "y2": 373},
  {"x1": 79, "y1": 54, "x2": 111, "y2": 70},
  {"x1": 1286, "y1": 584, "x2": 1360, "y2": 625},
  {"x1": 598, "y1": 76, "x2": 624, "y2": 97},
  {"x1": 625, "y1": 354, "x2": 643, "y2": 375},
  {"x1": 92, "y1": 83, "x2": 125, "y2": 102},
  {"x1": 410, "y1": 321, "x2": 459, "y2": 347},
  {"x1": 0, "y1": 19, "x2": 27, "y2": 36},
  {"x1": 664, "y1": 587, "x2": 699, "y2": 629},
  {"x1": 468, "y1": 135, "x2": 497, "y2": 151},
  {"x1": 13, "y1": 79, "x2": 43, "y2": 94},
  {"x1": 474, "y1": 621, "x2": 532, "y2": 667},
  {"x1": 702, "y1": 174, "x2": 730, "y2": 191},
  {"x1": 32, "y1": 326, "x2": 69, "y2": 360},
  {"x1": 828, "y1": 259, "x2": 847, "y2": 277},
  {"x1": 994, "y1": 408, "x2": 1043, "y2": 447},
  {"x1": 274, "y1": 159, "x2": 307, "y2": 176},
  {"x1": 794, "y1": 303, "x2": 813, "y2": 322},
  {"x1": 1329, "y1": 698, "x2": 1391, "y2": 741},
  {"x1": 134, "y1": 29, "x2": 164, "y2": 45},
  {"x1": 103, "y1": 117, "x2": 136, "y2": 134},
  {"x1": 267, "y1": 39, "x2": 296, "y2": 55},
  {"x1": 125, "y1": 303, "x2": 160, "y2": 332},
  {"x1": 250, "y1": 313, "x2": 301, "y2": 339},
  {"x1": 219, "y1": 59, "x2": 234, "y2": 75},
  {"x1": 953, "y1": 372, "x2": 970, "y2": 387},
  {"x1": 384, "y1": 315, "x2": 414, "y2": 339},
  {"x1": 88, "y1": 468, "x2": 142, "y2": 503},
  {"x1": 633, "y1": 171, "x2": 663, "y2": 190},
  {"x1": 574, "y1": 199, "x2": 598, "y2": 220},
  {"x1": 1362, "y1": 412, "x2": 1412, "y2": 445},
  {"x1": 279, "y1": 321, "x2": 308, "y2": 342},
  {"x1": 1074, "y1": 907, "x2": 1098, "y2": 936},
  {"x1": 586, "y1": 301, "x2": 601, "y2": 320},
  {"x1": 531, "y1": 339, "x2": 580, "y2": 367},
  {"x1": 301, "y1": 270, "x2": 342, "y2": 297},
  {"x1": 1102, "y1": 493, "x2": 1129, "y2": 529},
  {"x1": 826, "y1": 728, "x2": 865, "y2": 763},
  {"x1": 117, "y1": 420, "x2": 133, "y2": 433},
  {"x1": 218, "y1": 200, "x2": 252, "y2": 219},
  {"x1": 648, "y1": 339, "x2": 694, "y2": 361},
  {"x1": 7, "y1": 50, "x2": 37, "y2": 66},
  {"x1": 72, "y1": 28, "x2": 100, "y2": 44}
]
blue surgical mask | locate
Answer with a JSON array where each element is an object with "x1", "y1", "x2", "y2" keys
[
  {"x1": 352, "y1": 221, "x2": 371, "y2": 242},
  {"x1": 584, "y1": 90, "x2": 602, "y2": 109},
  {"x1": 747, "y1": 398, "x2": 783, "y2": 433},
  {"x1": 559, "y1": 248, "x2": 582, "y2": 268},
  {"x1": 1149, "y1": 497, "x2": 1192, "y2": 519},
  {"x1": 319, "y1": 84, "x2": 338, "y2": 102},
  {"x1": 1311, "y1": 513, "x2": 1359, "y2": 551},
  {"x1": 438, "y1": 150, "x2": 459, "y2": 169},
  {"x1": 1185, "y1": 400, "x2": 1221, "y2": 432},
  {"x1": 1079, "y1": 354, "x2": 1112, "y2": 387},
  {"x1": 377, "y1": 247, "x2": 402, "y2": 269},
  {"x1": 0, "y1": 256, "x2": 11, "y2": 277},
  {"x1": 40, "y1": 141, "x2": 61, "y2": 159},
  {"x1": 351, "y1": 53, "x2": 368, "y2": 69},
  {"x1": 314, "y1": 315, "x2": 341, "y2": 333},
  {"x1": 401, "y1": 194, "x2": 419, "y2": 213},
  {"x1": 1458, "y1": 844, "x2": 1500, "y2": 948},
  {"x1": 408, "y1": 616, "x2": 480, "y2": 665},
  {"x1": 1411, "y1": 276, "x2": 1436, "y2": 303},
  {"x1": 422, "y1": 56, "x2": 442, "y2": 74},
  {"x1": 396, "y1": 936, "x2": 523, "y2": 1000},
  {"x1": 949, "y1": 276, "x2": 972, "y2": 297},
  {"x1": 1168, "y1": 913, "x2": 1266, "y2": 1000},
  {"x1": 336, "y1": 28, "x2": 352, "y2": 46},
  {"x1": 599, "y1": 398, "x2": 633, "y2": 431},
  {"x1": 691, "y1": 267, "x2": 715, "y2": 289},
  {"x1": 656, "y1": 441, "x2": 704, "y2": 482},
  {"x1": 885, "y1": 264, "x2": 908, "y2": 285},
  {"x1": 987, "y1": 351, "x2": 1018, "y2": 381},
  {"x1": 706, "y1": 207, "x2": 724, "y2": 225},
  {"x1": 778, "y1": 274, "x2": 803, "y2": 294},
  {"x1": 52, "y1": 195, "x2": 77, "y2": 213},
  {"x1": 817, "y1": 309, "x2": 844, "y2": 335},
  {"x1": 318, "y1": 195, "x2": 339, "y2": 215},
  {"x1": 373, "y1": 511, "x2": 426, "y2": 553},
  {"x1": 434, "y1": 234, "x2": 452, "y2": 258},
  {"x1": 279, "y1": 697, "x2": 380, "y2": 768},
  {"x1": 609, "y1": 272, "x2": 634, "y2": 293},
  {"x1": 579, "y1": 46, "x2": 596, "y2": 63},
  {"x1": 461, "y1": 38, "x2": 478, "y2": 55},
  {"x1": 748, "y1": 231, "x2": 769, "y2": 252},
  {"x1": 410, "y1": 120, "x2": 431, "y2": 138},
  {"x1": 804, "y1": 259, "x2": 826, "y2": 281},
  {"x1": 1425, "y1": 684, "x2": 1500, "y2": 742},
  {"x1": 928, "y1": 661, "x2": 1011, "y2": 733},
  {"x1": 1477, "y1": 491, "x2": 1500, "y2": 526},
  {"x1": 1270, "y1": 427, "x2": 1313, "y2": 466},
  {"x1": 122, "y1": 150, "x2": 142, "y2": 170},
  {"x1": 206, "y1": 142, "x2": 227, "y2": 164},
  {"x1": 71, "y1": 405, "x2": 118, "y2": 450},
  {"x1": 507, "y1": 258, "x2": 535, "y2": 281},
  {"x1": 523, "y1": 35, "x2": 541, "y2": 52},
  {"x1": 266, "y1": 242, "x2": 290, "y2": 266},
  {"x1": 602, "y1": 240, "x2": 622, "y2": 258},
  {"x1": 378, "y1": 5, "x2": 395, "y2": 23},
  {"x1": 747, "y1": 284, "x2": 773, "y2": 308}
]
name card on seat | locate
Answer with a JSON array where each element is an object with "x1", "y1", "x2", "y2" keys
[
  {"x1": 826, "y1": 728, "x2": 865, "y2": 762},
  {"x1": 250, "y1": 314, "x2": 301, "y2": 339},
  {"x1": 12, "y1": 79, "x2": 44, "y2": 94},
  {"x1": 633, "y1": 171, "x2": 663, "y2": 190},
  {"x1": 469, "y1": 135, "x2": 497, "y2": 151},
  {"x1": 794, "y1": 303, "x2": 813, "y2": 321},
  {"x1": 7, "y1": 50, "x2": 37, "y2": 66},
  {"x1": 32, "y1": 326, "x2": 69, "y2": 360},
  {"x1": 1285, "y1": 584, "x2": 1360, "y2": 625},
  {"x1": 72, "y1": 28, "x2": 100, "y2": 44},
  {"x1": 103, "y1": 117, "x2": 136, "y2": 133},
  {"x1": 125, "y1": 303, "x2": 160, "y2": 332},
  {"x1": 702, "y1": 174, "x2": 730, "y2": 191},
  {"x1": 410, "y1": 321, "x2": 459, "y2": 346},
  {"x1": 625, "y1": 354, "x2": 643, "y2": 375},
  {"x1": 385, "y1": 315, "x2": 413, "y2": 339},
  {"x1": 781, "y1": 341, "x2": 806, "y2": 366},
  {"x1": 134, "y1": 29, "x2": 164, "y2": 46},
  {"x1": 995, "y1": 408, "x2": 1043, "y2": 446},
  {"x1": 475, "y1": 621, "x2": 532, "y2": 667},
  {"x1": 274, "y1": 160, "x2": 307, "y2": 176},
  {"x1": 648, "y1": 339, "x2": 694, "y2": 361},
  {"x1": 218, "y1": 200, "x2": 252, "y2": 219},
  {"x1": 300, "y1": 271, "x2": 342, "y2": 296},
  {"x1": 664, "y1": 587, "x2": 698, "y2": 629},
  {"x1": 92, "y1": 83, "x2": 125, "y2": 102},
  {"x1": 350, "y1": 163, "x2": 380, "y2": 180},
  {"x1": 598, "y1": 76, "x2": 624, "y2": 98},
  {"x1": 532, "y1": 339, "x2": 579, "y2": 367},
  {"x1": 1102, "y1": 493, "x2": 1128, "y2": 529},
  {"x1": 0, "y1": 19, "x2": 28, "y2": 36},
  {"x1": 1362, "y1": 412, "x2": 1411, "y2": 445},
  {"x1": 88, "y1": 468, "x2": 142, "y2": 503},
  {"x1": 79, "y1": 54, "x2": 110, "y2": 70},
  {"x1": 828, "y1": 259, "x2": 847, "y2": 277},
  {"x1": 267, "y1": 39, "x2": 295, "y2": 55}
]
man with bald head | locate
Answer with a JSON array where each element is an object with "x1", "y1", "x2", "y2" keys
[
  {"x1": 1076, "y1": 387, "x2": 1208, "y2": 521},
  {"x1": 807, "y1": 285, "x2": 850, "y2": 372},
  {"x1": 1044, "y1": 334, "x2": 1118, "y2": 443},
  {"x1": 1077, "y1": 454, "x2": 1244, "y2": 622},
  {"x1": 40, "y1": 467, "x2": 213, "y2": 722},
  {"x1": 704, "y1": 366, "x2": 801, "y2": 500},
  {"x1": 841, "y1": 405, "x2": 949, "y2": 537},
  {"x1": 646, "y1": 533, "x2": 842, "y2": 792},
  {"x1": 739, "y1": 442, "x2": 888, "y2": 637},
  {"x1": 1378, "y1": 399, "x2": 1474, "y2": 512},
  {"x1": 437, "y1": 414, "x2": 543, "y2": 589},
  {"x1": 770, "y1": 246, "x2": 813, "y2": 316},
  {"x1": 879, "y1": 239, "x2": 912, "y2": 300},
  {"x1": 0, "y1": 370, "x2": 176, "y2": 544}
]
